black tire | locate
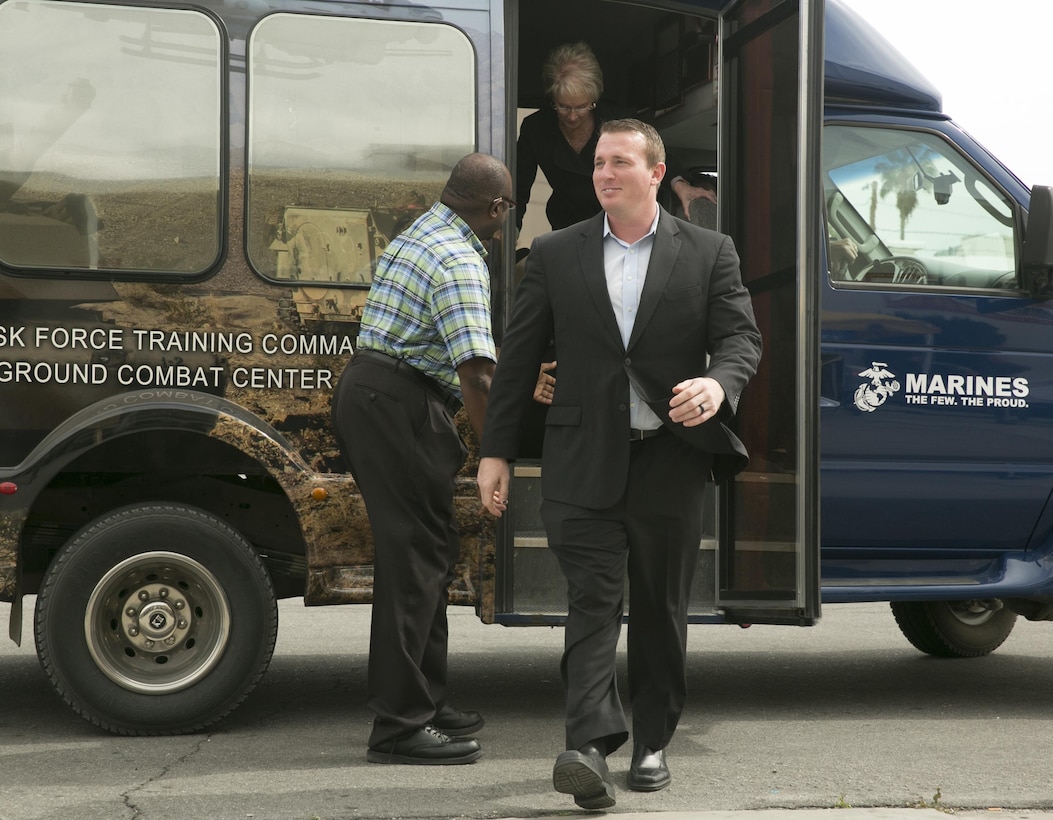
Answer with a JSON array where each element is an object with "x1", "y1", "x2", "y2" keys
[
  {"x1": 34, "y1": 503, "x2": 278, "y2": 735},
  {"x1": 890, "y1": 600, "x2": 1017, "y2": 658}
]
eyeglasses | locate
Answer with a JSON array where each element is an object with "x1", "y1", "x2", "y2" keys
[
  {"x1": 553, "y1": 102, "x2": 596, "y2": 115},
  {"x1": 492, "y1": 195, "x2": 517, "y2": 211}
]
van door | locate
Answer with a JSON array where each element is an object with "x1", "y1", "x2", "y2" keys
[
  {"x1": 820, "y1": 120, "x2": 1053, "y2": 577},
  {"x1": 498, "y1": 0, "x2": 823, "y2": 626},
  {"x1": 712, "y1": 0, "x2": 824, "y2": 625}
]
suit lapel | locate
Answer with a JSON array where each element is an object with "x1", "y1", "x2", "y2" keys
[
  {"x1": 627, "y1": 209, "x2": 680, "y2": 351},
  {"x1": 577, "y1": 215, "x2": 624, "y2": 349}
]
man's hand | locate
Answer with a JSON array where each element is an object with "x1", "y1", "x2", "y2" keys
[
  {"x1": 533, "y1": 361, "x2": 557, "y2": 405},
  {"x1": 478, "y1": 456, "x2": 510, "y2": 517},
  {"x1": 829, "y1": 237, "x2": 859, "y2": 274},
  {"x1": 669, "y1": 377, "x2": 725, "y2": 428},
  {"x1": 672, "y1": 178, "x2": 717, "y2": 218}
]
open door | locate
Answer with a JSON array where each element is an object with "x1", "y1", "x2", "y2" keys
[
  {"x1": 495, "y1": 0, "x2": 822, "y2": 626},
  {"x1": 715, "y1": 0, "x2": 823, "y2": 624}
]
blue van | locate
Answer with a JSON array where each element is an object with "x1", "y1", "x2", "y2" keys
[{"x1": 0, "y1": 0, "x2": 1049, "y2": 734}]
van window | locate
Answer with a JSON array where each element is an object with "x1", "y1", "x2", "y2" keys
[
  {"x1": 246, "y1": 15, "x2": 476, "y2": 286},
  {"x1": 0, "y1": 1, "x2": 223, "y2": 275},
  {"x1": 823, "y1": 125, "x2": 1017, "y2": 291}
]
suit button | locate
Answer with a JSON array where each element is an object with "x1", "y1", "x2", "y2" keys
[
  {"x1": 624, "y1": 357, "x2": 631, "y2": 366},
  {"x1": 618, "y1": 403, "x2": 628, "y2": 412}
]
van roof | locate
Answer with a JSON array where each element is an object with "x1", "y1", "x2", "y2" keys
[
  {"x1": 825, "y1": 0, "x2": 942, "y2": 112},
  {"x1": 680, "y1": 0, "x2": 941, "y2": 112}
]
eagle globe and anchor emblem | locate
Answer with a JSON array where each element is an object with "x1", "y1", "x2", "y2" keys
[{"x1": 854, "y1": 362, "x2": 901, "y2": 412}]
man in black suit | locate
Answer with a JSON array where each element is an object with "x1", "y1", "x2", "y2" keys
[{"x1": 477, "y1": 119, "x2": 761, "y2": 809}]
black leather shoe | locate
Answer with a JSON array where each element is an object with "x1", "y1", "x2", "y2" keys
[
  {"x1": 627, "y1": 743, "x2": 671, "y2": 791},
  {"x1": 432, "y1": 704, "x2": 485, "y2": 736},
  {"x1": 367, "y1": 726, "x2": 482, "y2": 765},
  {"x1": 552, "y1": 743, "x2": 616, "y2": 810}
]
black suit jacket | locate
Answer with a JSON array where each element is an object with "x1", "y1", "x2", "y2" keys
[{"x1": 480, "y1": 208, "x2": 762, "y2": 510}]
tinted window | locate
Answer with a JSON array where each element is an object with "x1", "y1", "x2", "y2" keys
[
  {"x1": 246, "y1": 15, "x2": 476, "y2": 287},
  {"x1": 0, "y1": 1, "x2": 223, "y2": 274},
  {"x1": 824, "y1": 125, "x2": 1017, "y2": 290}
]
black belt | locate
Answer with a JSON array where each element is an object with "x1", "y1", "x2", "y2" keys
[
  {"x1": 629, "y1": 427, "x2": 668, "y2": 441},
  {"x1": 353, "y1": 350, "x2": 461, "y2": 415}
]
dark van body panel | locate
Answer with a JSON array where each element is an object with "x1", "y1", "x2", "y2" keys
[
  {"x1": 818, "y1": 103, "x2": 1053, "y2": 602},
  {"x1": 822, "y1": 1, "x2": 1053, "y2": 609}
]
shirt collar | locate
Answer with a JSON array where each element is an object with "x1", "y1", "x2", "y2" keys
[
  {"x1": 602, "y1": 205, "x2": 660, "y2": 247},
  {"x1": 432, "y1": 201, "x2": 488, "y2": 258}
]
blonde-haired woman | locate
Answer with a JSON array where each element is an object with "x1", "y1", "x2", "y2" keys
[{"x1": 516, "y1": 42, "x2": 625, "y2": 232}]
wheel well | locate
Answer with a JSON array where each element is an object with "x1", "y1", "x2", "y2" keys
[{"x1": 20, "y1": 430, "x2": 307, "y2": 598}]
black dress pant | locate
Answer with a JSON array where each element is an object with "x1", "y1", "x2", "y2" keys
[
  {"x1": 332, "y1": 356, "x2": 466, "y2": 747},
  {"x1": 541, "y1": 434, "x2": 711, "y2": 755}
]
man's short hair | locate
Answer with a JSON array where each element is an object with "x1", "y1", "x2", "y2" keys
[
  {"x1": 599, "y1": 118, "x2": 666, "y2": 168},
  {"x1": 443, "y1": 152, "x2": 509, "y2": 213}
]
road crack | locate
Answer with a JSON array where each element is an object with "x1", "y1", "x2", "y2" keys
[{"x1": 121, "y1": 734, "x2": 212, "y2": 818}]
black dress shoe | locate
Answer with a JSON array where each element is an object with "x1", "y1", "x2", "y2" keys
[
  {"x1": 366, "y1": 726, "x2": 482, "y2": 765},
  {"x1": 627, "y1": 743, "x2": 670, "y2": 791},
  {"x1": 552, "y1": 743, "x2": 616, "y2": 810},
  {"x1": 432, "y1": 704, "x2": 485, "y2": 736}
]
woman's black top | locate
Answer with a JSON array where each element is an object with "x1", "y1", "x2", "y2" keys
[{"x1": 515, "y1": 101, "x2": 625, "y2": 232}]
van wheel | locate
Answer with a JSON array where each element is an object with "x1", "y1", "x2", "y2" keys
[
  {"x1": 34, "y1": 503, "x2": 278, "y2": 735},
  {"x1": 890, "y1": 600, "x2": 1016, "y2": 658}
]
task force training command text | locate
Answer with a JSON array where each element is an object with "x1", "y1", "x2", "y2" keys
[{"x1": 0, "y1": 327, "x2": 351, "y2": 389}]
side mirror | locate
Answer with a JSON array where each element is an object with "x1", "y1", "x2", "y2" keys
[{"x1": 1022, "y1": 185, "x2": 1053, "y2": 297}]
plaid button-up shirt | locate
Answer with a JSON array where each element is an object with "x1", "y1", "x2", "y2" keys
[{"x1": 356, "y1": 202, "x2": 497, "y2": 400}]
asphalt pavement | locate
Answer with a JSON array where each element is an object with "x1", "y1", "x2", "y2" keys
[
  {"x1": 524, "y1": 814, "x2": 1053, "y2": 820},
  {"x1": 5, "y1": 599, "x2": 1053, "y2": 819}
]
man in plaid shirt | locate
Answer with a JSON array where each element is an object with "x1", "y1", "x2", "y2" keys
[{"x1": 332, "y1": 153, "x2": 514, "y2": 765}]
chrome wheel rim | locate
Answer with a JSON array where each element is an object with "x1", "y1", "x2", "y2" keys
[{"x1": 84, "y1": 551, "x2": 231, "y2": 694}]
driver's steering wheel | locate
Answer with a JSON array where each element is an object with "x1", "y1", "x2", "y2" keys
[{"x1": 858, "y1": 256, "x2": 929, "y2": 285}]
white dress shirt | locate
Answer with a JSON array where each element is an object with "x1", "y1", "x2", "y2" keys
[{"x1": 602, "y1": 208, "x2": 663, "y2": 430}]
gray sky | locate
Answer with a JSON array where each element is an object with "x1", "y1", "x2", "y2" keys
[{"x1": 843, "y1": 0, "x2": 1053, "y2": 189}]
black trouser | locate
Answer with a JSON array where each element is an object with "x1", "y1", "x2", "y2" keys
[
  {"x1": 331, "y1": 355, "x2": 466, "y2": 747},
  {"x1": 541, "y1": 435, "x2": 712, "y2": 755}
]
